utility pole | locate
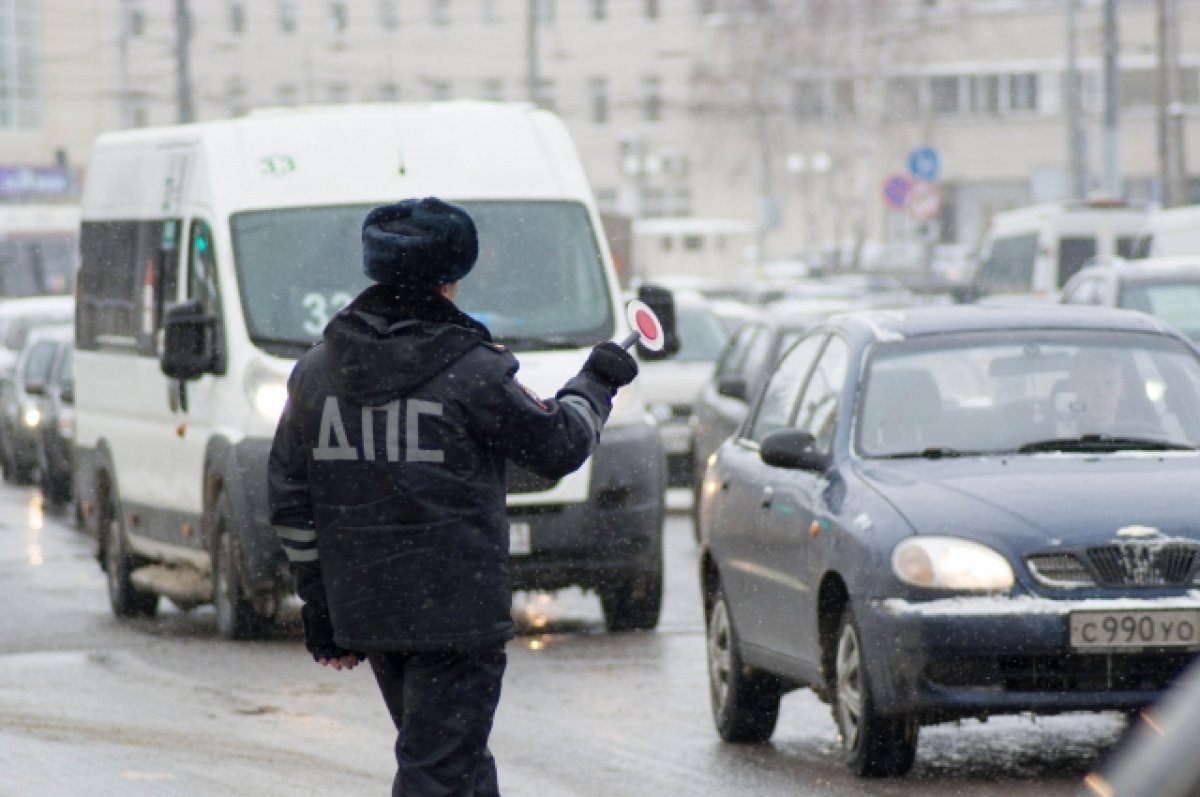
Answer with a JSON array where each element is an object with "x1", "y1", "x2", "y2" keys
[
  {"x1": 1101, "y1": 0, "x2": 1121, "y2": 197},
  {"x1": 1065, "y1": 0, "x2": 1089, "y2": 199},
  {"x1": 525, "y1": 0, "x2": 539, "y2": 105},
  {"x1": 175, "y1": 0, "x2": 194, "y2": 123},
  {"x1": 1157, "y1": 0, "x2": 1188, "y2": 207}
]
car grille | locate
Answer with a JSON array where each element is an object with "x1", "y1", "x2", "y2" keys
[
  {"x1": 669, "y1": 403, "x2": 692, "y2": 422},
  {"x1": 1087, "y1": 543, "x2": 1198, "y2": 587},
  {"x1": 507, "y1": 462, "x2": 559, "y2": 494},
  {"x1": 1026, "y1": 553, "x2": 1095, "y2": 588},
  {"x1": 926, "y1": 652, "x2": 1193, "y2": 692}
]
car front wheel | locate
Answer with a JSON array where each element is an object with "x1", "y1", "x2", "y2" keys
[
  {"x1": 212, "y1": 493, "x2": 272, "y2": 640},
  {"x1": 103, "y1": 496, "x2": 158, "y2": 618},
  {"x1": 833, "y1": 606, "x2": 918, "y2": 776},
  {"x1": 707, "y1": 585, "x2": 781, "y2": 743}
]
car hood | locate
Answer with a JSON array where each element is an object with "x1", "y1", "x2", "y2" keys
[{"x1": 855, "y1": 453, "x2": 1200, "y2": 549}]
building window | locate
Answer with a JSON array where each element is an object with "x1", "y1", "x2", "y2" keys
[
  {"x1": 833, "y1": 78, "x2": 856, "y2": 117},
  {"x1": 884, "y1": 76, "x2": 920, "y2": 120},
  {"x1": 279, "y1": 0, "x2": 298, "y2": 33},
  {"x1": 1009, "y1": 72, "x2": 1037, "y2": 112},
  {"x1": 229, "y1": 1, "x2": 246, "y2": 34},
  {"x1": 931, "y1": 75, "x2": 961, "y2": 115},
  {"x1": 536, "y1": 0, "x2": 555, "y2": 24},
  {"x1": 0, "y1": 0, "x2": 41, "y2": 129},
  {"x1": 381, "y1": 0, "x2": 399, "y2": 29},
  {"x1": 968, "y1": 74, "x2": 999, "y2": 114},
  {"x1": 1121, "y1": 69, "x2": 1156, "y2": 109},
  {"x1": 645, "y1": 0, "x2": 660, "y2": 19},
  {"x1": 589, "y1": 77, "x2": 609, "y2": 124},
  {"x1": 536, "y1": 79, "x2": 556, "y2": 112},
  {"x1": 432, "y1": 0, "x2": 450, "y2": 26},
  {"x1": 329, "y1": 1, "x2": 349, "y2": 33},
  {"x1": 641, "y1": 76, "x2": 663, "y2": 122},
  {"x1": 327, "y1": 83, "x2": 349, "y2": 104},
  {"x1": 481, "y1": 79, "x2": 502, "y2": 101},
  {"x1": 379, "y1": 81, "x2": 400, "y2": 101},
  {"x1": 429, "y1": 79, "x2": 452, "y2": 100},
  {"x1": 591, "y1": 0, "x2": 606, "y2": 20},
  {"x1": 126, "y1": 0, "x2": 145, "y2": 37},
  {"x1": 482, "y1": 0, "x2": 500, "y2": 24},
  {"x1": 276, "y1": 84, "x2": 298, "y2": 106},
  {"x1": 792, "y1": 79, "x2": 824, "y2": 120},
  {"x1": 226, "y1": 77, "x2": 247, "y2": 117}
]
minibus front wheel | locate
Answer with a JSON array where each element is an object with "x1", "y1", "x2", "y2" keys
[{"x1": 212, "y1": 492, "x2": 272, "y2": 640}]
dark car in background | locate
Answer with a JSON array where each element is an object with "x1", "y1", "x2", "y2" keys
[
  {"x1": 1061, "y1": 257, "x2": 1200, "y2": 343},
  {"x1": 0, "y1": 323, "x2": 72, "y2": 485},
  {"x1": 689, "y1": 301, "x2": 852, "y2": 533},
  {"x1": 698, "y1": 305, "x2": 1200, "y2": 776},
  {"x1": 35, "y1": 335, "x2": 75, "y2": 508}
]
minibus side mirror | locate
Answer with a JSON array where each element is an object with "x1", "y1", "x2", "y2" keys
[
  {"x1": 635, "y1": 284, "x2": 681, "y2": 361},
  {"x1": 161, "y1": 301, "x2": 218, "y2": 381}
]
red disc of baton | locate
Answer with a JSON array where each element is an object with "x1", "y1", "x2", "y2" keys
[{"x1": 625, "y1": 299, "x2": 665, "y2": 352}]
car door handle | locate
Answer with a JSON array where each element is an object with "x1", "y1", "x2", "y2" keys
[{"x1": 760, "y1": 486, "x2": 774, "y2": 509}]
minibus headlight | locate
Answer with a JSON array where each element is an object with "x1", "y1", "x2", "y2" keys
[{"x1": 244, "y1": 361, "x2": 288, "y2": 423}]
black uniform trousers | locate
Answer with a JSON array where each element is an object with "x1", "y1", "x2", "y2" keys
[{"x1": 368, "y1": 647, "x2": 507, "y2": 797}]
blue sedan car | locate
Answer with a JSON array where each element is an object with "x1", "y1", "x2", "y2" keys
[{"x1": 697, "y1": 305, "x2": 1200, "y2": 776}]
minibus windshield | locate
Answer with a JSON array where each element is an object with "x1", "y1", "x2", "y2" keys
[{"x1": 231, "y1": 201, "x2": 614, "y2": 355}]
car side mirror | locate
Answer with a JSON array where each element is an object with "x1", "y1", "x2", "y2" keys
[
  {"x1": 759, "y1": 429, "x2": 827, "y2": 471},
  {"x1": 161, "y1": 300, "x2": 218, "y2": 381},
  {"x1": 715, "y1": 375, "x2": 748, "y2": 402},
  {"x1": 634, "y1": 284, "x2": 680, "y2": 361},
  {"x1": 24, "y1": 380, "x2": 45, "y2": 397}
]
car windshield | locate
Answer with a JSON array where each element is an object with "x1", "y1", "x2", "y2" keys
[
  {"x1": 1120, "y1": 280, "x2": 1200, "y2": 342},
  {"x1": 857, "y1": 330, "x2": 1200, "y2": 457},
  {"x1": 673, "y1": 305, "x2": 728, "y2": 363},
  {"x1": 231, "y1": 201, "x2": 613, "y2": 354}
]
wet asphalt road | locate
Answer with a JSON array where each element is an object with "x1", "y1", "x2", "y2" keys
[{"x1": 0, "y1": 484, "x2": 1126, "y2": 796}]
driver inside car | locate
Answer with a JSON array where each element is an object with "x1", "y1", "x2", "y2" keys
[{"x1": 1056, "y1": 351, "x2": 1160, "y2": 438}]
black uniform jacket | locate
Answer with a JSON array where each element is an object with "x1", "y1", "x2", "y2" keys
[{"x1": 268, "y1": 284, "x2": 611, "y2": 652}]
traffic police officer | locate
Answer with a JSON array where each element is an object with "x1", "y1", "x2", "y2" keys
[{"x1": 267, "y1": 196, "x2": 638, "y2": 796}]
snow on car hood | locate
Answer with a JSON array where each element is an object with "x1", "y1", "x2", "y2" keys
[{"x1": 855, "y1": 452, "x2": 1200, "y2": 549}]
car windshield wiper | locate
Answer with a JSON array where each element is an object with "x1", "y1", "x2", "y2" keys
[
  {"x1": 1016, "y1": 435, "x2": 1198, "y2": 453},
  {"x1": 875, "y1": 447, "x2": 988, "y2": 460}
]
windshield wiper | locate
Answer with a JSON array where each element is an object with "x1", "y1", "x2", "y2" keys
[
  {"x1": 496, "y1": 335, "x2": 587, "y2": 351},
  {"x1": 1016, "y1": 435, "x2": 1197, "y2": 453},
  {"x1": 876, "y1": 447, "x2": 987, "y2": 460}
]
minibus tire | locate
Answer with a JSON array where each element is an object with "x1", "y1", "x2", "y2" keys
[
  {"x1": 212, "y1": 493, "x2": 270, "y2": 640},
  {"x1": 103, "y1": 495, "x2": 158, "y2": 618}
]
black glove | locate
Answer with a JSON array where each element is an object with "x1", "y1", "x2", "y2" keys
[
  {"x1": 582, "y1": 341, "x2": 639, "y2": 392},
  {"x1": 301, "y1": 601, "x2": 365, "y2": 663}
]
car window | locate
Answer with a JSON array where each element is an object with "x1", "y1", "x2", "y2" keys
[
  {"x1": 746, "y1": 333, "x2": 825, "y2": 443},
  {"x1": 1057, "y1": 236, "x2": 1097, "y2": 287},
  {"x1": 56, "y1": 347, "x2": 73, "y2": 391},
  {"x1": 673, "y1": 305, "x2": 729, "y2": 363},
  {"x1": 1120, "y1": 282, "x2": 1200, "y2": 342},
  {"x1": 714, "y1": 323, "x2": 760, "y2": 379},
  {"x1": 739, "y1": 325, "x2": 773, "y2": 385},
  {"x1": 1062, "y1": 278, "x2": 1096, "y2": 305},
  {"x1": 976, "y1": 233, "x2": 1037, "y2": 295},
  {"x1": 21, "y1": 341, "x2": 58, "y2": 386},
  {"x1": 792, "y1": 336, "x2": 849, "y2": 454}
]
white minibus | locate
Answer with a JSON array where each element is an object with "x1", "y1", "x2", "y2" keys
[{"x1": 76, "y1": 102, "x2": 669, "y2": 638}]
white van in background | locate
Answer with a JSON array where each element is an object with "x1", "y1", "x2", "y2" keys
[
  {"x1": 76, "y1": 102, "x2": 671, "y2": 638},
  {"x1": 1133, "y1": 204, "x2": 1200, "y2": 258},
  {"x1": 971, "y1": 200, "x2": 1150, "y2": 301}
]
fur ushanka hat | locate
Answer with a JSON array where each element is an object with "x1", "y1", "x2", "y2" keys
[{"x1": 361, "y1": 197, "x2": 479, "y2": 287}]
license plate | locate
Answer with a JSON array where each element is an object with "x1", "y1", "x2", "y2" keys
[
  {"x1": 1069, "y1": 609, "x2": 1200, "y2": 650},
  {"x1": 509, "y1": 522, "x2": 532, "y2": 556}
]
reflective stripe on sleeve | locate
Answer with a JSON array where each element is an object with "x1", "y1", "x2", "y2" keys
[
  {"x1": 560, "y1": 395, "x2": 601, "y2": 452},
  {"x1": 274, "y1": 526, "x2": 319, "y2": 563}
]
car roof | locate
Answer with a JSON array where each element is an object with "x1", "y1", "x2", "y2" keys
[
  {"x1": 824, "y1": 304, "x2": 1177, "y2": 342},
  {"x1": 0, "y1": 296, "x2": 74, "y2": 318}
]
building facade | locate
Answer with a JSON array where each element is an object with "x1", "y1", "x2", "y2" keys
[{"x1": 12, "y1": 0, "x2": 1200, "y2": 272}]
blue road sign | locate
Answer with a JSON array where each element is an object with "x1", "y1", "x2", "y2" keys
[
  {"x1": 882, "y1": 174, "x2": 912, "y2": 209},
  {"x1": 907, "y1": 146, "x2": 941, "y2": 182}
]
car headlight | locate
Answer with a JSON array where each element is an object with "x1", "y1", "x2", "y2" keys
[
  {"x1": 892, "y1": 536, "x2": 1015, "y2": 591},
  {"x1": 22, "y1": 404, "x2": 41, "y2": 428},
  {"x1": 244, "y1": 360, "x2": 288, "y2": 423}
]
